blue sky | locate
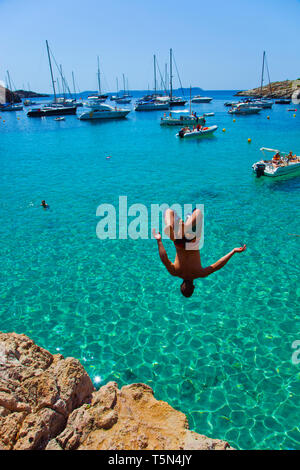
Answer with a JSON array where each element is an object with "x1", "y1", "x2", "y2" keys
[{"x1": 0, "y1": 0, "x2": 299, "y2": 93}]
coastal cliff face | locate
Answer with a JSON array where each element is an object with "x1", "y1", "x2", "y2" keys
[
  {"x1": 236, "y1": 79, "x2": 300, "y2": 99},
  {"x1": 0, "y1": 85, "x2": 22, "y2": 104},
  {"x1": 0, "y1": 332, "x2": 233, "y2": 451}
]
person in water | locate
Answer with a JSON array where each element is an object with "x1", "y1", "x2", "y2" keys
[
  {"x1": 153, "y1": 208, "x2": 246, "y2": 298},
  {"x1": 40, "y1": 200, "x2": 49, "y2": 209}
]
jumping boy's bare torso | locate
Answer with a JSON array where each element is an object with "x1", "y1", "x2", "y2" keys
[{"x1": 153, "y1": 208, "x2": 246, "y2": 282}]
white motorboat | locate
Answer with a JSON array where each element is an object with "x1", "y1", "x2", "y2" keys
[
  {"x1": 160, "y1": 110, "x2": 205, "y2": 126},
  {"x1": 54, "y1": 116, "x2": 65, "y2": 121},
  {"x1": 191, "y1": 95, "x2": 213, "y2": 103},
  {"x1": 177, "y1": 125, "x2": 218, "y2": 138},
  {"x1": 252, "y1": 147, "x2": 300, "y2": 177},
  {"x1": 79, "y1": 102, "x2": 130, "y2": 120},
  {"x1": 228, "y1": 103, "x2": 261, "y2": 115},
  {"x1": 135, "y1": 100, "x2": 169, "y2": 111}
]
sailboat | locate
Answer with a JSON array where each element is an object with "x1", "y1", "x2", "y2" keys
[
  {"x1": 135, "y1": 55, "x2": 170, "y2": 111},
  {"x1": 115, "y1": 74, "x2": 131, "y2": 103},
  {"x1": 87, "y1": 57, "x2": 108, "y2": 102},
  {"x1": 27, "y1": 41, "x2": 77, "y2": 117},
  {"x1": 0, "y1": 71, "x2": 23, "y2": 111},
  {"x1": 168, "y1": 49, "x2": 186, "y2": 107},
  {"x1": 252, "y1": 51, "x2": 273, "y2": 108},
  {"x1": 161, "y1": 86, "x2": 205, "y2": 126}
]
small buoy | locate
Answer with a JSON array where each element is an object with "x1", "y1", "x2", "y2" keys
[
  {"x1": 222, "y1": 128, "x2": 226, "y2": 132},
  {"x1": 248, "y1": 138, "x2": 251, "y2": 143},
  {"x1": 233, "y1": 119, "x2": 236, "y2": 122},
  {"x1": 3, "y1": 120, "x2": 5, "y2": 122},
  {"x1": 106, "y1": 156, "x2": 112, "y2": 160},
  {"x1": 267, "y1": 116, "x2": 270, "y2": 119},
  {"x1": 293, "y1": 114, "x2": 296, "y2": 117}
]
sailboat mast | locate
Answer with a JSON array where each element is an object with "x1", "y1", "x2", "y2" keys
[
  {"x1": 165, "y1": 63, "x2": 168, "y2": 95},
  {"x1": 260, "y1": 51, "x2": 265, "y2": 96},
  {"x1": 6, "y1": 71, "x2": 13, "y2": 103},
  {"x1": 46, "y1": 40, "x2": 57, "y2": 103},
  {"x1": 72, "y1": 71, "x2": 76, "y2": 95},
  {"x1": 122, "y1": 73, "x2": 126, "y2": 96},
  {"x1": 97, "y1": 56, "x2": 101, "y2": 95},
  {"x1": 189, "y1": 85, "x2": 191, "y2": 115},
  {"x1": 116, "y1": 77, "x2": 119, "y2": 96},
  {"x1": 170, "y1": 48, "x2": 173, "y2": 101},
  {"x1": 60, "y1": 65, "x2": 66, "y2": 99},
  {"x1": 154, "y1": 55, "x2": 156, "y2": 96}
]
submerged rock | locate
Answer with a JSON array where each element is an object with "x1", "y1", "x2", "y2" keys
[{"x1": 0, "y1": 332, "x2": 233, "y2": 450}]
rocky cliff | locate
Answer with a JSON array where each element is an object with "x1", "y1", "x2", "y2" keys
[
  {"x1": 0, "y1": 85, "x2": 22, "y2": 104},
  {"x1": 0, "y1": 332, "x2": 233, "y2": 451},
  {"x1": 235, "y1": 79, "x2": 300, "y2": 99}
]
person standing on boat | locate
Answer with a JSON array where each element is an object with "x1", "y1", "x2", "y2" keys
[{"x1": 153, "y1": 208, "x2": 246, "y2": 298}]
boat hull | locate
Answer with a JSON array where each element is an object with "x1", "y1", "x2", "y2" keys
[
  {"x1": 169, "y1": 100, "x2": 187, "y2": 107},
  {"x1": 135, "y1": 103, "x2": 169, "y2": 111},
  {"x1": 191, "y1": 97, "x2": 212, "y2": 103},
  {"x1": 228, "y1": 108, "x2": 261, "y2": 115},
  {"x1": 177, "y1": 125, "x2": 218, "y2": 138},
  {"x1": 27, "y1": 106, "x2": 77, "y2": 117},
  {"x1": 252, "y1": 161, "x2": 300, "y2": 177},
  {"x1": 160, "y1": 116, "x2": 205, "y2": 126},
  {"x1": 79, "y1": 110, "x2": 130, "y2": 120}
]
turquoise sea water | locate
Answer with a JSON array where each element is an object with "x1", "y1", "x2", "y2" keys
[{"x1": 0, "y1": 92, "x2": 299, "y2": 450}]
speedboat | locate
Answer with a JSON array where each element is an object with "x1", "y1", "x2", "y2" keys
[
  {"x1": 54, "y1": 116, "x2": 65, "y2": 121},
  {"x1": 169, "y1": 97, "x2": 186, "y2": 107},
  {"x1": 160, "y1": 110, "x2": 205, "y2": 126},
  {"x1": 79, "y1": 102, "x2": 130, "y2": 120},
  {"x1": 228, "y1": 103, "x2": 261, "y2": 115},
  {"x1": 191, "y1": 95, "x2": 213, "y2": 103},
  {"x1": 115, "y1": 95, "x2": 131, "y2": 104},
  {"x1": 135, "y1": 100, "x2": 169, "y2": 111},
  {"x1": 0, "y1": 103, "x2": 23, "y2": 111},
  {"x1": 23, "y1": 99, "x2": 36, "y2": 107},
  {"x1": 177, "y1": 125, "x2": 218, "y2": 138},
  {"x1": 275, "y1": 98, "x2": 291, "y2": 104},
  {"x1": 252, "y1": 147, "x2": 300, "y2": 177}
]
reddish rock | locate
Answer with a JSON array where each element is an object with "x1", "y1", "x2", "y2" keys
[{"x1": 0, "y1": 332, "x2": 234, "y2": 450}]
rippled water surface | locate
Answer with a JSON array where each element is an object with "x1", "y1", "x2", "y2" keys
[{"x1": 0, "y1": 92, "x2": 299, "y2": 449}]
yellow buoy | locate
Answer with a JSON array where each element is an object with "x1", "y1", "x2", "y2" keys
[
  {"x1": 267, "y1": 116, "x2": 270, "y2": 119},
  {"x1": 222, "y1": 128, "x2": 226, "y2": 132},
  {"x1": 248, "y1": 138, "x2": 251, "y2": 143},
  {"x1": 233, "y1": 119, "x2": 236, "y2": 122},
  {"x1": 293, "y1": 114, "x2": 296, "y2": 117}
]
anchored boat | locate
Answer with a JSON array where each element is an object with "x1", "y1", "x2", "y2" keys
[
  {"x1": 177, "y1": 125, "x2": 218, "y2": 138},
  {"x1": 191, "y1": 95, "x2": 213, "y2": 103},
  {"x1": 228, "y1": 102, "x2": 261, "y2": 115},
  {"x1": 160, "y1": 110, "x2": 205, "y2": 126},
  {"x1": 79, "y1": 102, "x2": 130, "y2": 120},
  {"x1": 252, "y1": 148, "x2": 300, "y2": 177}
]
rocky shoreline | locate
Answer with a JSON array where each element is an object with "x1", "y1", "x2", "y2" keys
[
  {"x1": 0, "y1": 332, "x2": 233, "y2": 450},
  {"x1": 235, "y1": 79, "x2": 300, "y2": 99}
]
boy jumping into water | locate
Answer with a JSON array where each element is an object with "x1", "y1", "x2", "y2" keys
[{"x1": 153, "y1": 208, "x2": 246, "y2": 298}]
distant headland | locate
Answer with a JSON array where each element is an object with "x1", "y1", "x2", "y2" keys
[
  {"x1": 235, "y1": 79, "x2": 300, "y2": 99},
  {"x1": 15, "y1": 89, "x2": 50, "y2": 98}
]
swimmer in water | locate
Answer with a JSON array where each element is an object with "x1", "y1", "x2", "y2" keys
[
  {"x1": 153, "y1": 208, "x2": 246, "y2": 298},
  {"x1": 40, "y1": 200, "x2": 49, "y2": 209}
]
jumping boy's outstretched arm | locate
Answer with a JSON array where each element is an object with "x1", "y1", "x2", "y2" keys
[
  {"x1": 201, "y1": 245, "x2": 246, "y2": 277},
  {"x1": 153, "y1": 229, "x2": 176, "y2": 276}
]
